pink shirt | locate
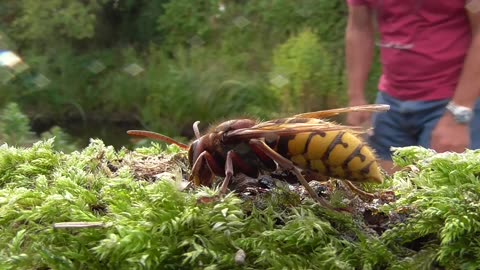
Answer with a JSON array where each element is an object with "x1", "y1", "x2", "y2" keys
[{"x1": 347, "y1": 0, "x2": 471, "y2": 101}]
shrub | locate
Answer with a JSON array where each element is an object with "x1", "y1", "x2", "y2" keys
[
  {"x1": 270, "y1": 29, "x2": 344, "y2": 114},
  {"x1": 140, "y1": 47, "x2": 281, "y2": 138},
  {"x1": 0, "y1": 102, "x2": 35, "y2": 146}
]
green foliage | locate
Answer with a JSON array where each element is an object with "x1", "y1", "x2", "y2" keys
[
  {"x1": 40, "y1": 126, "x2": 81, "y2": 153},
  {"x1": 271, "y1": 29, "x2": 343, "y2": 114},
  {"x1": 0, "y1": 102, "x2": 35, "y2": 146},
  {"x1": 157, "y1": 0, "x2": 221, "y2": 49},
  {"x1": 14, "y1": 47, "x2": 147, "y2": 118},
  {"x1": 140, "y1": 47, "x2": 280, "y2": 136},
  {"x1": 12, "y1": 0, "x2": 103, "y2": 44},
  {"x1": 382, "y1": 148, "x2": 480, "y2": 269},
  {"x1": 1, "y1": 0, "x2": 377, "y2": 144},
  {"x1": 103, "y1": 0, "x2": 169, "y2": 44},
  {"x1": 0, "y1": 102, "x2": 81, "y2": 152}
]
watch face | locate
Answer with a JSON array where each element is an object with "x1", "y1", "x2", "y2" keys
[
  {"x1": 455, "y1": 110, "x2": 473, "y2": 124},
  {"x1": 447, "y1": 102, "x2": 473, "y2": 124}
]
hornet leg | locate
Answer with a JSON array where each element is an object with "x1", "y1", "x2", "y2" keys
[
  {"x1": 219, "y1": 150, "x2": 259, "y2": 195},
  {"x1": 343, "y1": 180, "x2": 376, "y2": 200},
  {"x1": 190, "y1": 151, "x2": 223, "y2": 187},
  {"x1": 219, "y1": 151, "x2": 234, "y2": 195},
  {"x1": 249, "y1": 139, "x2": 333, "y2": 209}
]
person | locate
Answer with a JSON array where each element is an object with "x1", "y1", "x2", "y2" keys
[{"x1": 344, "y1": 0, "x2": 480, "y2": 173}]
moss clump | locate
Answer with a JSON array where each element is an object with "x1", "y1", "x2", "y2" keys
[
  {"x1": 382, "y1": 147, "x2": 480, "y2": 269},
  {"x1": 0, "y1": 139, "x2": 479, "y2": 269}
]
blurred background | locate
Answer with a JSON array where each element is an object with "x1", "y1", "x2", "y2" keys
[{"x1": 0, "y1": 0, "x2": 381, "y2": 152}]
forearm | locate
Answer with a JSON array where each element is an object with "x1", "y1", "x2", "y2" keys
[
  {"x1": 453, "y1": 11, "x2": 480, "y2": 108},
  {"x1": 345, "y1": 26, "x2": 375, "y2": 101}
]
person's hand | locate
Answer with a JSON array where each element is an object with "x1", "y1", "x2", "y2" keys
[
  {"x1": 431, "y1": 113, "x2": 470, "y2": 153},
  {"x1": 346, "y1": 97, "x2": 372, "y2": 127}
]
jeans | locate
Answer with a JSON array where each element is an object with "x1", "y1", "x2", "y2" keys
[{"x1": 368, "y1": 91, "x2": 480, "y2": 160}]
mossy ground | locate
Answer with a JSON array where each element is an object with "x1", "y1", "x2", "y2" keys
[{"x1": 0, "y1": 139, "x2": 479, "y2": 269}]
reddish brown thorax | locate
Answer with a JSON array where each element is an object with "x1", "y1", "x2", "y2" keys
[{"x1": 188, "y1": 119, "x2": 257, "y2": 166}]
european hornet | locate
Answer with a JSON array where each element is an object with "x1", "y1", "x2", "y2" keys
[{"x1": 127, "y1": 104, "x2": 390, "y2": 208}]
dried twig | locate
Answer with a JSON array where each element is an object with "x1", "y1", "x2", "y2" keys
[{"x1": 53, "y1": 222, "x2": 106, "y2": 229}]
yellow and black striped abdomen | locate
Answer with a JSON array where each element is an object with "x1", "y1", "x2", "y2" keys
[{"x1": 275, "y1": 130, "x2": 383, "y2": 183}]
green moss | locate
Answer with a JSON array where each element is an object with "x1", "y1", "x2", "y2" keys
[
  {"x1": 382, "y1": 148, "x2": 480, "y2": 269},
  {"x1": 0, "y1": 140, "x2": 479, "y2": 269}
]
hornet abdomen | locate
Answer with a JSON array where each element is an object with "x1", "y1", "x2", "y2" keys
[{"x1": 272, "y1": 129, "x2": 382, "y2": 183}]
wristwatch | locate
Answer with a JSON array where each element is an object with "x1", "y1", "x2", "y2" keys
[{"x1": 446, "y1": 101, "x2": 474, "y2": 124}]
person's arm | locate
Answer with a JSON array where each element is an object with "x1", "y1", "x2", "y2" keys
[
  {"x1": 431, "y1": 6, "x2": 480, "y2": 153},
  {"x1": 345, "y1": 4, "x2": 376, "y2": 125},
  {"x1": 450, "y1": 6, "x2": 480, "y2": 108}
]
